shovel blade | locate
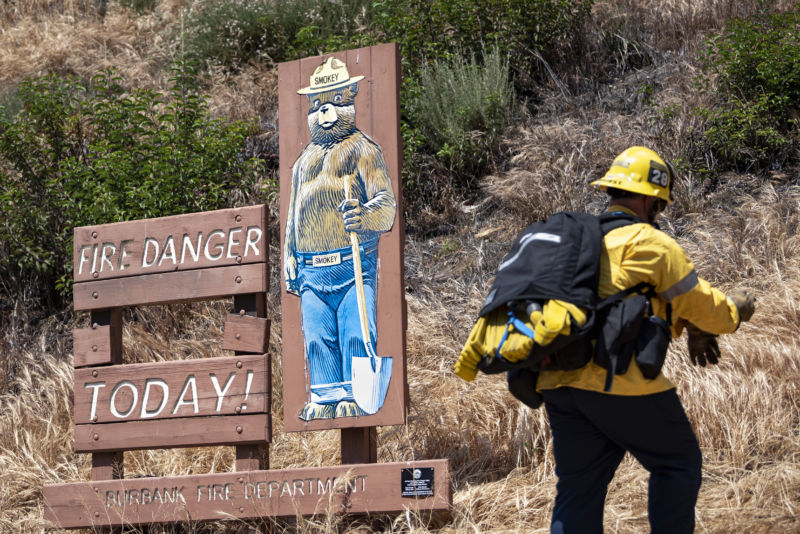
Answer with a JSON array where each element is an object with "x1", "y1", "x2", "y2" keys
[{"x1": 352, "y1": 348, "x2": 392, "y2": 415}]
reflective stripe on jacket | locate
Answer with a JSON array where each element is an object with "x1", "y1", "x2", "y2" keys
[{"x1": 537, "y1": 206, "x2": 740, "y2": 396}]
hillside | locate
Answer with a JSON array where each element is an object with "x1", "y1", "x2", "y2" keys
[{"x1": 1, "y1": 1, "x2": 799, "y2": 533}]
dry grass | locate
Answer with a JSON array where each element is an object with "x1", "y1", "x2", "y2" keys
[
  {"x1": 1, "y1": 8, "x2": 157, "y2": 92},
  {"x1": 2, "y1": 1, "x2": 800, "y2": 533}
]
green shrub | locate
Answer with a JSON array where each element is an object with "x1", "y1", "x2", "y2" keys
[
  {"x1": 181, "y1": 0, "x2": 376, "y2": 68},
  {"x1": 373, "y1": 0, "x2": 593, "y2": 92},
  {"x1": 281, "y1": 0, "x2": 377, "y2": 59},
  {"x1": 0, "y1": 87, "x2": 23, "y2": 123},
  {"x1": 697, "y1": 4, "x2": 800, "y2": 169},
  {"x1": 182, "y1": 0, "x2": 280, "y2": 68},
  {"x1": 700, "y1": 94, "x2": 794, "y2": 169},
  {"x1": 0, "y1": 63, "x2": 265, "y2": 309},
  {"x1": 182, "y1": 0, "x2": 592, "y2": 79},
  {"x1": 411, "y1": 47, "x2": 515, "y2": 180}
]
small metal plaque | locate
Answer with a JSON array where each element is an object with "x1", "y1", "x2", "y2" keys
[{"x1": 401, "y1": 467, "x2": 434, "y2": 498}]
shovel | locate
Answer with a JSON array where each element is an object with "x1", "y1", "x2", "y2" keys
[{"x1": 344, "y1": 178, "x2": 392, "y2": 415}]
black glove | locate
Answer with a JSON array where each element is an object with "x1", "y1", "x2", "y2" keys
[{"x1": 685, "y1": 323, "x2": 720, "y2": 366}]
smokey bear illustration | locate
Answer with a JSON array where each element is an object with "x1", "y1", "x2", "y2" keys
[{"x1": 283, "y1": 57, "x2": 396, "y2": 421}]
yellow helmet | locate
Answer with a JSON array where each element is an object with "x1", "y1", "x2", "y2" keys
[{"x1": 591, "y1": 146, "x2": 675, "y2": 204}]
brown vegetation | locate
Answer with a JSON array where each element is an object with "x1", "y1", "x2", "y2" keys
[{"x1": 1, "y1": 0, "x2": 799, "y2": 532}]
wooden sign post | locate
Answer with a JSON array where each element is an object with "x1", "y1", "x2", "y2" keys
[{"x1": 43, "y1": 43, "x2": 451, "y2": 531}]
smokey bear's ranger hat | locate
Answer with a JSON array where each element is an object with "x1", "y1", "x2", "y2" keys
[{"x1": 297, "y1": 57, "x2": 364, "y2": 95}]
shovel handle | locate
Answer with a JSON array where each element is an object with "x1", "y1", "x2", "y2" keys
[
  {"x1": 350, "y1": 231, "x2": 372, "y2": 346},
  {"x1": 344, "y1": 174, "x2": 375, "y2": 352}
]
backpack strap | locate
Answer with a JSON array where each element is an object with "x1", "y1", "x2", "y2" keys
[
  {"x1": 599, "y1": 210, "x2": 646, "y2": 236},
  {"x1": 594, "y1": 212, "x2": 674, "y2": 390},
  {"x1": 597, "y1": 211, "x2": 673, "y2": 326}
]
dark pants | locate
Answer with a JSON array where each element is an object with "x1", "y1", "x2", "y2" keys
[{"x1": 542, "y1": 387, "x2": 702, "y2": 534}]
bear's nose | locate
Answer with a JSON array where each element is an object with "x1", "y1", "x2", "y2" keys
[{"x1": 320, "y1": 103, "x2": 331, "y2": 113}]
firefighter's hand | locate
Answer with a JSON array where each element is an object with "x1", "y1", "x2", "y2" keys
[
  {"x1": 686, "y1": 323, "x2": 720, "y2": 366},
  {"x1": 729, "y1": 289, "x2": 756, "y2": 323}
]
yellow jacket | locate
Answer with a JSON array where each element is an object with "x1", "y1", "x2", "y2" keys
[{"x1": 537, "y1": 206, "x2": 740, "y2": 396}]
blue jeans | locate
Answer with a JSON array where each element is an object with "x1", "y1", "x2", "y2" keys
[
  {"x1": 296, "y1": 241, "x2": 378, "y2": 405},
  {"x1": 542, "y1": 387, "x2": 702, "y2": 534}
]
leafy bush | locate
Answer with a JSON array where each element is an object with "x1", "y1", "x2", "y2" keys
[
  {"x1": 697, "y1": 4, "x2": 800, "y2": 169},
  {"x1": 700, "y1": 94, "x2": 795, "y2": 169},
  {"x1": 182, "y1": 0, "x2": 375, "y2": 68},
  {"x1": 281, "y1": 0, "x2": 377, "y2": 59},
  {"x1": 373, "y1": 0, "x2": 593, "y2": 92},
  {"x1": 0, "y1": 88, "x2": 22, "y2": 122},
  {"x1": 411, "y1": 47, "x2": 515, "y2": 182},
  {"x1": 182, "y1": 0, "x2": 282, "y2": 68},
  {"x1": 183, "y1": 0, "x2": 591, "y2": 86},
  {"x1": 0, "y1": 63, "x2": 265, "y2": 309}
]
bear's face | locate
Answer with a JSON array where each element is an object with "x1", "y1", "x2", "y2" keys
[{"x1": 307, "y1": 83, "x2": 358, "y2": 147}]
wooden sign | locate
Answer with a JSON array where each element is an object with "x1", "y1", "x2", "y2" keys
[
  {"x1": 222, "y1": 315, "x2": 271, "y2": 353},
  {"x1": 73, "y1": 354, "x2": 270, "y2": 452},
  {"x1": 279, "y1": 43, "x2": 408, "y2": 432},
  {"x1": 74, "y1": 355, "x2": 268, "y2": 425},
  {"x1": 43, "y1": 460, "x2": 450, "y2": 529},
  {"x1": 73, "y1": 205, "x2": 269, "y2": 311},
  {"x1": 73, "y1": 205, "x2": 267, "y2": 282}
]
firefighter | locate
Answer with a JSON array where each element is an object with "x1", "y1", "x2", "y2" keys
[{"x1": 536, "y1": 146, "x2": 756, "y2": 533}]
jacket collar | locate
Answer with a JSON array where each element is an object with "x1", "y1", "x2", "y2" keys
[{"x1": 607, "y1": 205, "x2": 658, "y2": 229}]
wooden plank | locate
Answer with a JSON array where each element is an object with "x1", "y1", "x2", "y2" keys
[
  {"x1": 42, "y1": 459, "x2": 451, "y2": 529},
  {"x1": 73, "y1": 205, "x2": 268, "y2": 283},
  {"x1": 235, "y1": 444, "x2": 269, "y2": 472},
  {"x1": 73, "y1": 263, "x2": 268, "y2": 311},
  {"x1": 91, "y1": 452, "x2": 124, "y2": 482},
  {"x1": 279, "y1": 43, "x2": 407, "y2": 432},
  {"x1": 74, "y1": 309, "x2": 124, "y2": 367},
  {"x1": 341, "y1": 427, "x2": 376, "y2": 464},
  {"x1": 74, "y1": 414, "x2": 270, "y2": 453},
  {"x1": 369, "y1": 43, "x2": 409, "y2": 422},
  {"x1": 222, "y1": 315, "x2": 270, "y2": 353},
  {"x1": 74, "y1": 354, "x2": 268, "y2": 424},
  {"x1": 73, "y1": 325, "x2": 112, "y2": 367}
]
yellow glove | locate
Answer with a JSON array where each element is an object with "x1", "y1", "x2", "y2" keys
[
  {"x1": 455, "y1": 308, "x2": 508, "y2": 381},
  {"x1": 497, "y1": 304, "x2": 542, "y2": 362},
  {"x1": 534, "y1": 300, "x2": 587, "y2": 346}
]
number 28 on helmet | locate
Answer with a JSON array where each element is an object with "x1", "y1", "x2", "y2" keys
[{"x1": 590, "y1": 146, "x2": 675, "y2": 204}]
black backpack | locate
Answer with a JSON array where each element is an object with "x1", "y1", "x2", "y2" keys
[{"x1": 476, "y1": 211, "x2": 672, "y2": 404}]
